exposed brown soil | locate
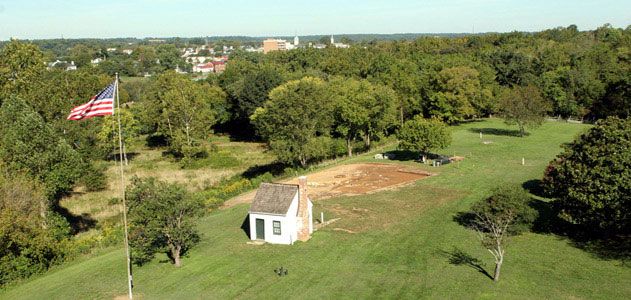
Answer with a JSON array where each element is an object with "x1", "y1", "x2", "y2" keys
[{"x1": 223, "y1": 163, "x2": 433, "y2": 208}]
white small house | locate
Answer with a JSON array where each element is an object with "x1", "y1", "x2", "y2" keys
[{"x1": 249, "y1": 176, "x2": 313, "y2": 245}]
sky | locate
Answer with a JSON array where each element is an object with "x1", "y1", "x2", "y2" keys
[{"x1": 0, "y1": 0, "x2": 629, "y2": 40}]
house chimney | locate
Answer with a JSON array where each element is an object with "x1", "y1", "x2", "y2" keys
[{"x1": 297, "y1": 176, "x2": 310, "y2": 241}]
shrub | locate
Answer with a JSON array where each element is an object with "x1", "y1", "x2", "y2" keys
[{"x1": 78, "y1": 164, "x2": 108, "y2": 192}]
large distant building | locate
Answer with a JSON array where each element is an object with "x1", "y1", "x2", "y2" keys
[{"x1": 263, "y1": 39, "x2": 288, "y2": 54}]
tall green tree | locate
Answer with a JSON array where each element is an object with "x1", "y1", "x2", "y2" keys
[
  {"x1": 143, "y1": 71, "x2": 227, "y2": 157},
  {"x1": 127, "y1": 177, "x2": 204, "y2": 267},
  {"x1": 396, "y1": 116, "x2": 451, "y2": 160},
  {"x1": 0, "y1": 97, "x2": 83, "y2": 200},
  {"x1": 68, "y1": 44, "x2": 96, "y2": 67},
  {"x1": 330, "y1": 77, "x2": 396, "y2": 156},
  {"x1": 542, "y1": 117, "x2": 631, "y2": 234},
  {"x1": 251, "y1": 77, "x2": 334, "y2": 166},
  {"x1": 429, "y1": 66, "x2": 493, "y2": 123},
  {"x1": 0, "y1": 172, "x2": 69, "y2": 286},
  {"x1": 0, "y1": 40, "x2": 45, "y2": 101},
  {"x1": 498, "y1": 85, "x2": 550, "y2": 136},
  {"x1": 156, "y1": 44, "x2": 186, "y2": 71}
]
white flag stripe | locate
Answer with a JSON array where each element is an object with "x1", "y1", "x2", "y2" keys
[
  {"x1": 69, "y1": 102, "x2": 113, "y2": 114},
  {"x1": 68, "y1": 104, "x2": 113, "y2": 118},
  {"x1": 69, "y1": 99, "x2": 112, "y2": 113}
]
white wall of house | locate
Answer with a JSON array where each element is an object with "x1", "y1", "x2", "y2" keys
[
  {"x1": 249, "y1": 193, "x2": 299, "y2": 245},
  {"x1": 308, "y1": 200, "x2": 313, "y2": 234}
]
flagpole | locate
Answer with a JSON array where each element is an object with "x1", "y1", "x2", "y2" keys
[{"x1": 115, "y1": 73, "x2": 133, "y2": 300}]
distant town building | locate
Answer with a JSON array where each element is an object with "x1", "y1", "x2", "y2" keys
[
  {"x1": 91, "y1": 57, "x2": 104, "y2": 65},
  {"x1": 47, "y1": 60, "x2": 77, "y2": 71},
  {"x1": 66, "y1": 61, "x2": 77, "y2": 71},
  {"x1": 122, "y1": 49, "x2": 133, "y2": 55},
  {"x1": 193, "y1": 62, "x2": 214, "y2": 73},
  {"x1": 330, "y1": 35, "x2": 350, "y2": 48},
  {"x1": 175, "y1": 65, "x2": 187, "y2": 74},
  {"x1": 263, "y1": 39, "x2": 288, "y2": 54},
  {"x1": 294, "y1": 34, "x2": 299, "y2": 46},
  {"x1": 212, "y1": 60, "x2": 226, "y2": 73}
]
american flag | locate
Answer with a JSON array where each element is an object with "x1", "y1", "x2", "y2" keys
[{"x1": 67, "y1": 81, "x2": 116, "y2": 120}]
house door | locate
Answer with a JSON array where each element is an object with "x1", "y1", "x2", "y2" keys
[{"x1": 255, "y1": 218, "x2": 265, "y2": 240}]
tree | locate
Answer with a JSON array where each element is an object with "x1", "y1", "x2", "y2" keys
[
  {"x1": 144, "y1": 71, "x2": 227, "y2": 157},
  {"x1": 499, "y1": 85, "x2": 550, "y2": 136},
  {"x1": 370, "y1": 57, "x2": 422, "y2": 124},
  {"x1": 126, "y1": 177, "x2": 204, "y2": 267},
  {"x1": 0, "y1": 171, "x2": 69, "y2": 285},
  {"x1": 330, "y1": 77, "x2": 397, "y2": 156},
  {"x1": 156, "y1": 44, "x2": 185, "y2": 70},
  {"x1": 0, "y1": 97, "x2": 83, "y2": 201},
  {"x1": 68, "y1": 44, "x2": 96, "y2": 67},
  {"x1": 228, "y1": 64, "x2": 284, "y2": 130},
  {"x1": 396, "y1": 116, "x2": 451, "y2": 161},
  {"x1": 251, "y1": 77, "x2": 334, "y2": 166},
  {"x1": 132, "y1": 46, "x2": 159, "y2": 74},
  {"x1": 97, "y1": 107, "x2": 140, "y2": 161},
  {"x1": 542, "y1": 117, "x2": 631, "y2": 234},
  {"x1": 0, "y1": 39, "x2": 45, "y2": 101},
  {"x1": 470, "y1": 186, "x2": 537, "y2": 282},
  {"x1": 429, "y1": 66, "x2": 493, "y2": 123},
  {"x1": 486, "y1": 48, "x2": 535, "y2": 86}
]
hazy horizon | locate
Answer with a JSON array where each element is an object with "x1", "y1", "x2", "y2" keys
[{"x1": 0, "y1": 0, "x2": 629, "y2": 40}]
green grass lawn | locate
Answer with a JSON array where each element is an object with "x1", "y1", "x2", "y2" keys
[{"x1": 2, "y1": 119, "x2": 630, "y2": 299}]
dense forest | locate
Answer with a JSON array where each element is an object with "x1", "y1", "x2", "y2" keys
[{"x1": 0, "y1": 24, "x2": 629, "y2": 285}]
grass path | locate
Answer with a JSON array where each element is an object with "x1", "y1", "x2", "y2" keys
[{"x1": 2, "y1": 119, "x2": 630, "y2": 299}]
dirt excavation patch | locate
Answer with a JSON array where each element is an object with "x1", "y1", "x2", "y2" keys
[{"x1": 223, "y1": 163, "x2": 433, "y2": 208}]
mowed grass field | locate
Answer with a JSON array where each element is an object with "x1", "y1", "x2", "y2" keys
[{"x1": 2, "y1": 119, "x2": 630, "y2": 299}]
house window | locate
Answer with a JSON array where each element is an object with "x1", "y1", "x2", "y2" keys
[{"x1": 273, "y1": 221, "x2": 281, "y2": 235}]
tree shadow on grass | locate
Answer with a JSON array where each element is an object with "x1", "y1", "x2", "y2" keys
[
  {"x1": 522, "y1": 179, "x2": 546, "y2": 198},
  {"x1": 382, "y1": 150, "x2": 419, "y2": 161},
  {"x1": 455, "y1": 194, "x2": 630, "y2": 266},
  {"x1": 453, "y1": 211, "x2": 477, "y2": 230},
  {"x1": 242, "y1": 162, "x2": 287, "y2": 179},
  {"x1": 529, "y1": 199, "x2": 631, "y2": 265},
  {"x1": 105, "y1": 152, "x2": 140, "y2": 162},
  {"x1": 53, "y1": 205, "x2": 97, "y2": 234},
  {"x1": 469, "y1": 127, "x2": 527, "y2": 137},
  {"x1": 440, "y1": 247, "x2": 493, "y2": 280},
  {"x1": 381, "y1": 150, "x2": 447, "y2": 162}
]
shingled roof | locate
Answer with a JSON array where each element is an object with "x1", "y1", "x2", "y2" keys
[{"x1": 249, "y1": 183, "x2": 298, "y2": 215}]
